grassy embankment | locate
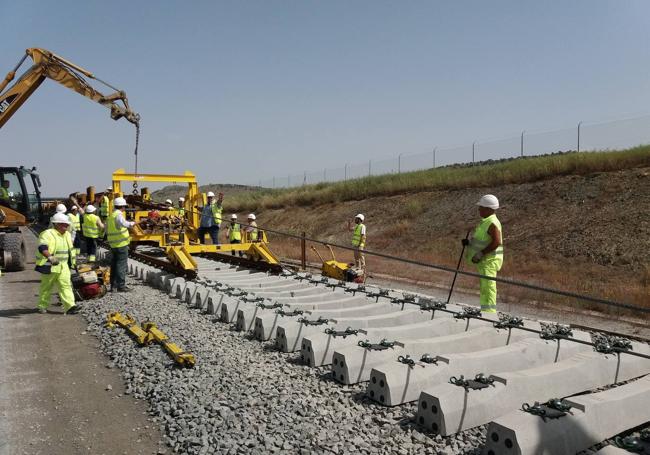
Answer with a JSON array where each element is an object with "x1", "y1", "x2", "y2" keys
[{"x1": 228, "y1": 146, "x2": 650, "y2": 211}]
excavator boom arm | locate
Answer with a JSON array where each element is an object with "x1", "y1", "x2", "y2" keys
[{"x1": 0, "y1": 48, "x2": 140, "y2": 129}]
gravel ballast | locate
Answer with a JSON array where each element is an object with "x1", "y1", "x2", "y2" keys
[{"x1": 80, "y1": 275, "x2": 486, "y2": 454}]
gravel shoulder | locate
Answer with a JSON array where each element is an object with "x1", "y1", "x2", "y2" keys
[{"x1": 0, "y1": 229, "x2": 163, "y2": 455}]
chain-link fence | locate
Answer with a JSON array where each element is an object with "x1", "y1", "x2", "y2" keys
[{"x1": 252, "y1": 114, "x2": 650, "y2": 188}]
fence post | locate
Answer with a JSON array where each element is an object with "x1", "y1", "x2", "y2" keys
[
  {"x1": 520, "y1": 130, "x2": 525, "y2": 157},
  {"x1": 577, "y1": 121, "x2": 582, "y2": 152},
  {"x1": 301, "y1": 232, "x2": 306, "y2": 270}
]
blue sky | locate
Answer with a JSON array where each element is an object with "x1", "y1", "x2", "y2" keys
[{"x1": 1, "y1": 1, "x2": 650, "y2": 195}]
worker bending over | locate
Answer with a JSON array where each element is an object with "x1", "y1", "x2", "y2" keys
[
  {"x1": 82, "y1": 204, "x2": 104, "y2": 262},
  {"x1": 35, "y1": 213, "x2": 79, "y2": 315},
  {"x1": 106, "y1": 197, "x2": 139, "y2": 292},
  {"x1": 227, "y1": 214, "x2": 242, "y2": 256},
  {"x1": 198, "y1": 191, "x2": 223, "y2": 244},
  {"x1": 350, "y1": 214, "x2": 367, "y2": 270},
  {"x1": 463, "y1": 194, "x2": 504, "y2": 313},
  {"x1": 68, "y1": 205, "x2": 81, "y2": 256}
]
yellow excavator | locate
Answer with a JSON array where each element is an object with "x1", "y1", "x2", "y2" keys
[{"x1": 0, "y1": 48, "x2": 140, "y2": 272}]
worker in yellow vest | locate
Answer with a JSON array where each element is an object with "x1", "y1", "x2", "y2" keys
[
  {"x1": 35, "y1": 212, "x2": 78, "y2": 314},
  {"x1": 227, "y1": 214, "x2": 242, "y2": 256},
  {"x1": 81, "y1": 204, "x2": 104, "y2": 263},
  {"x1": 106, "y1": 196, "x2": 138, "y2": 292},
  {"x1": 68, "y1": 205, "x2": 81, "y2": 256},
  {"x1": 198, "y1": 191, "x2": 223, "y2": 244},
  {"x1": 177, "y1": 197, "x2": 186, "y2": 218},
  {"x1": 99, "y1": 187, "x2": 111, "y2": 220},
  {"x1": 350, "y1": 214, "x2": 367, "y2": 270},
  {"x1": 463, "y1": 194, "x2": 504, "y2": 313},
  {"x1": 0, "y1": 179, "x2": 9, "y2": 201},
  {"x1": 245, "y1": 213, "x2": 258, "y2": 242}
]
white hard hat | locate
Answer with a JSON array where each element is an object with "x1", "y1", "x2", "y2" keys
[
  {"x1": 70, "y1": 205, "x2": 78, "y2": 211},
  {"x1": 247, "y1": 213, "x2": 256, "y2": 220},
  {"x1": 355, "y1": 213, "x2": 365, "y2": 221},
  {"x1": 113, "y1": 197, "x2": 127, "y2": 207},
  {"x1": 477, "y1": 194, "x2": 499, "y2": 209},
  {"x1": 206, "y1": 191, "x2": 215, "y2": 197},
  {"x1": 165, "y1": 199, "x2": 173, "y2": 205},
  {"x1": 231, "y1": 214, "x2": 237, "y2": 220},
  {"x1": 106, "y1": 187, "x2": 113, "y2": 192},
  {"x1": 179, "y1": 197, "x2": 185, "y2": 202},
  {"x1": 85, "y1": 204, "x2": 96, "y2": 213},
  {"x1": 56, "y1": 203, "x2": 67, "y2": 213},
  {"x1": 51, "y1": 212, "x2": 71, "y2": 225}
]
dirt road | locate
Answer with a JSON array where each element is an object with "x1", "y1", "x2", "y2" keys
[{"x1": 0, "y1": 229, "x2": 163, "y2": 455}]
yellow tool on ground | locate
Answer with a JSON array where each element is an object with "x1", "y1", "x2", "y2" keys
[
  {"x1": 311, "y1": 245, "x2": 350, "y2": 281},
  {"x1": 106, "y1": 312, "x2": 195, "y2": 368},
  {"x1": 106, "y1": 312, "x2": 149, "y2": 345},
  {"x1": 141, "y1": 322, "x2": 196, "y2": 368}
]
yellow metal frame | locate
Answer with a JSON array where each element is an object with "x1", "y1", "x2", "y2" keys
[{"x1": 110, "y1": 169, "x2": 280, "y2": 274}]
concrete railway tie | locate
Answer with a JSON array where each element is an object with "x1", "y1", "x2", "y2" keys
[
  {"x1": 416, "y1": 342, "x2": 650, "y2": 436},
  {"x1": 483, "y1": 374, "x2": 650, "y2": 455}
]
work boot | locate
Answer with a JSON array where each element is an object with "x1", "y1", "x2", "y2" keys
[
  {"x1": 64, "y1": 305, "x2": 80, "y2": 315},
  {"x1": 117, "y1": 287, "x2": 132, "y2": 293}
]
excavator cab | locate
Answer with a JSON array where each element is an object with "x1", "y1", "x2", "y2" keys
[{"x1": 0, "y1": 166, "x2": 43, "y2": 222}]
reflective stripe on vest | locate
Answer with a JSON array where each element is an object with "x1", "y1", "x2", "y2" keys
[
  {"x1": 467, "y1": 214, "x2": 504, "y2": 262},
  {"x1": 352, "y1": 223, "x2": 365, "y2": 247},
  {"x1": 100, "y1": 195, "x2": 110, "y2": 217},
  {"x1": 211, "y1": 203, "x2": 222, "y2": 225},
  {"x1": 107, "y1": 210, "x2": 130, "y2": 249},
  {"x1": 82, "y1": 214, "x2": 100, "y2": 238},
  {"x1": 35, "y1": 229, "x2": 73, "y2": 271},
  {"x1": 229, "y1": 223, "x2": 241, "y2": 241},
  {"x1": 68, "y1": 213, "x2": 80, "y2": 231}
]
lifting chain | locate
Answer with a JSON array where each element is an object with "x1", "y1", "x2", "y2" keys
[
  {"x1": 454, "y1": 306, "x2": 482, "y2": 320},
  {"x1": 325, "y1": 327, "x2": 359, "y2": 338},
  {"x1": 449, "y1": 373, "x2": 495, "y2": 390},
  {"x1": 397, "y1": 355, "x2": 415, "y2": 367},
  {"x1": 358, "y1": 339, "x2": 396, "y2": 351},
  {"x1": 132, "y1": 121, "x2": 140, "y2": 195},
  {"x1": 494, "y1": 314, "x2": 524, "y2": 329},
  {"x1": 420, "y1": 353, "x2": 439, "y2": 364},
  {"x1": 593, "y1": 334, "x2": 633, "y2": 354},
  {"x1": 521, "y1": 398, "x2": 573, "y2": 421},
  {"x1": 275, "y1": 308, "x2": 304, "y2": 317},
  {"x1": 298, "y1": 316, "x2": 329, "y2": 326},
  {"x1": 540, "y1": 323, "x2": 573, "y2": 340},
  {"x1": 256, "y1": 301, "x2": 283, "y2": 310}
]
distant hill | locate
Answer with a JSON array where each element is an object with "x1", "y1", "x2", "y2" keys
[{"x1": 151, "y1": 183, "x2": 258, "y2": 203}]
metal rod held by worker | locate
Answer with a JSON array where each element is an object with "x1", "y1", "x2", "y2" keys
[{"x1": 447, "y1": 230, "x2": 470, "y2": 304}]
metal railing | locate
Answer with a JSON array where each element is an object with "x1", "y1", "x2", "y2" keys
[{"x1": 251, "y1": 113, "x2": 650, "y2": 188}]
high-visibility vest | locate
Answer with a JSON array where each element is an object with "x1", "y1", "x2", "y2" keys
[
  {"x1": 211, "y1": 203, "x2": 222, "y2": 225},
  {"x1": 467, "y1": 214, "x2": 504, "y2": 264},
  {"x1": 0, "y1": 187, "x2": 8, "y2": 199},
  {"x1": 178, "y1": 207, "x2": 185, "y2": 217},
  {"x1": 99, "y1": 195, "x2": 110, "y2": 218},
  {"x1": 82, "y1": 213, "x2": 100, "y2": 238},
  {"x1": 229, "y1": 223, "x2": 241, "y2": 242},
  {"x1": 248, "y1": 222, "x2": 258, "y2": 241},
  {"x1": 352, "y1": 223, "x2": 365, "y2": 247},
  {"x1": 35, "y1": 228, "x2": 74, "y2": 272},
  {"x1": 106, "y1": 209, "x2": 130, "y2": 249},
  {"x1": 68, "y1": 213, "x2": 80, "y2": 231}
]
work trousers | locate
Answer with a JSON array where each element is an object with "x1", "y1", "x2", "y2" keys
[
  {"x1": 37, "y1": 263, "x2": 75, "y2": 311},
  {"x1": 110, "y1": 246, "x2": 129, "y2": 290},
  {"x1": 85, "y1": 236, "x2": 97, "y2": 257},
  {"x1": 198, "y1": 226, "x2": 219, "y2": 245},
  {"x1": 354, "y1": 247, "x2": 366, "y2": 269},
  {"x1": 73, "y1": 232, "x2": 82, "y2": 249},
  {"x1": 476, "y1": 256, "x2": 503, "y2": 313}
]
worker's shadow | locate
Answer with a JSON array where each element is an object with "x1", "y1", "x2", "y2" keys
[{"x1": 0, "y1": 308, "x2": 40, "y2": 318}]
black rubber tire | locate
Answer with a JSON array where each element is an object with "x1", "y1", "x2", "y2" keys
[{"x1": 3, "y1": 232, "x2": 26, "y2": 271}]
